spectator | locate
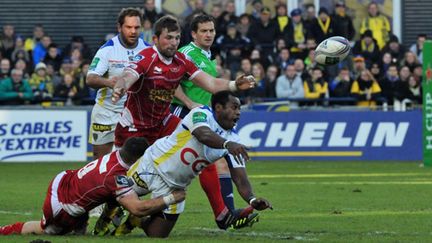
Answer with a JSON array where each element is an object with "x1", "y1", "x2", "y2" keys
[
  {"x1": 379, "y1": 64, "x2": 400, "y2": 106},
  {"x1": 43, "y1": 43, "x2": 62, "y2": 72},
  {"x1": 45, "y1": 63, "x2": 62, "y2": 88},
  {"x1": 382, "y1": 35, "x2": 405, "y2": 65},
  {"x1": 407, "y1": 75, "x2": 422, "y2": 105},
  {"x1": 399, "y1": 66, "x2": 411, "y2": 83},
  {"x1": 217, "y1": 1, "x2": 238, "y2": 37},
  {"x1": 24, "y1": 24, "x2": 44, "y2": 55},
  {"x1": 239, "y1": 57, "x2": 252, "y2": 76},
  {"x1": 303, "y1": 4, "x2": 317, "y2": 32},
  {"x1": 216, "y1": 22, "x2": 251, "y2": 76},
  {"x1": 283, "y1": 8, "x2": 307, "y2": 59},
  {"x1": 330, "y1": 67, "x2": 352, "y2": 99},
  {"x1": 352, "y1": 30, "x2": 380, "y2": 67},
  {"x1": 400, "y1": 51, "x2": 420, "y2": 73},
  {"x1": 263, "y1": 64, "x2": 278, "y2": 98},
  {"x1": 70, "y1": 48, "x2": 83, "y2": 73},
  {"x1": 53, "y1": 73, "x2": 81, "y2": 105},
  {"x1": 370, "y1": 62, "x2": 382, "y2": 80},
  {"x1": 0, "y1": 68, "x2": 33, "y2": 105},
  {"x1": 332, "y1": 1, "x2": 355, "y2": 41},
  {"x1": 276, "y1": 64, "x2": 304, "y2": 106},
  {"x1": 409, "y1": 34, "x2": 427, "y2": 64},
  {"x1": 59, "y1": 58, "x2": 75, "y2": 77},
  {"x1": 142, "y1": 0, "x2": 164, "y2": 24},
  {"x1": 0, "y1": 24, "x2": 16, "y2": 60},
  {"x1": 379, "y1": 52, "x2": 395, "y2": 75},
  {"x1": 250, "y1": 48, "x2": 270, "y2": 68},
  {"x1": 28, "y1": 62, "x2": 53, "y2": 102},
  {"x1": 237, "y1": 13, "x2": 252, "y2": 38},
  {"x1": 351, "y1": 55, "x2": 367, "y2": 80},
  {"x1": 272, "y1": 4, "x2": 289, "y2": 36},
  {"x1": 311, "y1": 7, "x2": 335, "y2": 44},
  {"x1": 250, "y1": 0, "x2": 263, "y2": 21},
  {"x1": 141, "y1": 18, "x2": 154, "y2": 44},
  {"x1": 274, "y1": 48, "x2": 293, "y2": 71},
  {"x1": 412, "y1": 64, "x2": 423, "y2": 83},
  {"x1": 75, "y1": 60, "x2": 94, "y2": 103},
  {"x1": 62, "y1": 36, "x2": 92, "y2": 62},
  {"x1": 11, "y1": 36, "x2": 30, "y2": 64},
  {"x1": 13, "y1": 59, "x2": 31, "y2": 79},
  {"x1": 293, "y1": 58, "x2": 310, "y2": 81},
  {"x1": 32, "y1": 35, "x2": 51, "y2": 66},
  {"x1": 0, "y1": 58, "x2": 11, "y2": 79},
  {"x1": 303, "y1": 67, "x2": 328, "y2": 105},
  {"x1": 351, "y1": 69, "x2": 381, "y2": 107},
  {"x1": 393, "y1": 71, "x2": 414, "y2": 111},
  {"x1": 248, "y1": 62, "x2": 267, "y2": 100},
  {"x1": 360, "y1": 2, "x2": 391, "y2": 49},
  {"x1": 247, "y1": 6, "x2": 278, "y2": 61},
  {"x1": 304, "y1": 49, "x2": 316, "y2": 71}
]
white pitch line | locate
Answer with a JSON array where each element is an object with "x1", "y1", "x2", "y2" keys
[
  {"x1": 249, "y1": 173, "x2": 431, "y2": 178},
  {"x1": 0, "y1": 210, "x2": 32, "y2": 216}
]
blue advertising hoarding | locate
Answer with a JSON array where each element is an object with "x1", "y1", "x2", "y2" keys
[{"x1": 235, "y1": 110, "x2": 422, "y2": 161}]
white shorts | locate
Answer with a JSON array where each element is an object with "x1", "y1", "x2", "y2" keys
[
  {"x1": 128, "y1": 153, "x2": 185, "y2": 215},
  {"x1": 88, "y1": 104, "x2": 121, "y2": 145}
]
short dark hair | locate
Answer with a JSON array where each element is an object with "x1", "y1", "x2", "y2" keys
[
  {"x1": 190, "y1": 14, "x2": 215, "y2": 33},
  {"x1": 211, "y1": 90, "x2": 236, "y2": 110},
  {"x1": 154, "y1": 15, "x2": 180, "y2": 37},
  {"x1": 121, "y1": 137, "x2": 149, "y2": 164},
  {"x1": 117, "y1": 7, "x2": 143, "y2": 26}
]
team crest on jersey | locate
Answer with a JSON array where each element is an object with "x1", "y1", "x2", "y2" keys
[
  {"x1": 115, "y1": 175, "x2": 132, "y2": 188},
  {"x1": 132, "y1": 54, "x2": 144, "y2": 62},
  {"x1": 154, "y1": 66, "x2": 162, "y2": 74},
  {"x1": 192, "y1": 112, "x2": 207, "y2": 124},
  {"x1": 170, "y1": 66, "x2": 180, "y2": 73}
]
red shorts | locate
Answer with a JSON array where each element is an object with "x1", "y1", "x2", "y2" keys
[
  {"x1": 114, "y1": 114, "x2": 181, "y2": 147},
  {"x1": 41, "y1": 172, "x2": 88, "y2": 235}
]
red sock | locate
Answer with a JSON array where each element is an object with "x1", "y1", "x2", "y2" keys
[
  {"x1": 199, "y1": 164, "x2": 226, "y2": 218},
  {"x1": 0, "y1": 222, "x2": 25, "y2": 235}
]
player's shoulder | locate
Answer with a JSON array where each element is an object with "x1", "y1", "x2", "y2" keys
[{"x1": 188, "y1": 105, "x2": 214, "y2": 121}]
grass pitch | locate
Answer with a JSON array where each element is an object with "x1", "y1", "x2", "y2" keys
[{"x1": 0, "y1": 161, "x2": 431, "y2": 242}]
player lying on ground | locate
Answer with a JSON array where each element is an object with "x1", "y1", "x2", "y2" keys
[
  {"x1": 104, "y1": 91, "x2": 272, "y2": 238},
  {"x1": 0, "y1": 137, "x2": 185, "y2": 235}
]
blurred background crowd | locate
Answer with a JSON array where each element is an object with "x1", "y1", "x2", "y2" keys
[{"x1": 0, "y1": 0, "x2": 425, "y2": 111}]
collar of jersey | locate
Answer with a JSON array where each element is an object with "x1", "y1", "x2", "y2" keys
[
  {"x1": 191, "y1": 42, "x2": 211, "y2": 59},
  {"x1": 116, "y1": 150, "x2": 130, "y2": 170},
  {"x1": 153, "y1": 46, "x2": 173, "y2": 65}
]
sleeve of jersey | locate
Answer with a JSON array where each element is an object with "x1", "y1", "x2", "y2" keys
[
  {"x1": 224, "y1": 134, "x2": 246, "y2": 169},
  {"x1": 107, "y1": 174, "x2": 134, "y2": 200},
  {"x1": 186, "y1": 107, "x2": 212, "y2": 133},
  {"x1": 88, "y1": 47, "x2": 110, "y2": 76},
  {"x1": 184, "y1": 55, "x2": 201, "y2": 80},
  {"x1": 124, "y1": 52, "x2": 148, "y2": 79}
]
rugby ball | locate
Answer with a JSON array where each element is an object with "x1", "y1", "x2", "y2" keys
[{"x1": 315, "y1": 36, "x2": 351, "y2": 65}]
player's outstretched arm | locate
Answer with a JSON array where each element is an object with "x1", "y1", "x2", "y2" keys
[
  {"x1": 111, "y1": 69, "x2": 140, "y2": 104},
  {"x1": 230, "y1": 167, "x2": 273, "y2": 211},
  {"x1": 192, "y1": 126, "x2": 250, "y2": 163},
  {"x1": 191, "y1": 72, "x2": 256, "y2": 94},
  {"x1": 86, "y1": 74, "x2": 116, "y2": 89},
  {"x1": 118, "y1": 190, "x2": 186, "y2": 217},
  {"x1": 174, "y1": 86, "x2": 202, "y2": 109}
]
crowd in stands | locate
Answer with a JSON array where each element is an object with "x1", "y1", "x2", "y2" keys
[{"x1": 0, "y1": 0, "x2": 425, "y2": 111}]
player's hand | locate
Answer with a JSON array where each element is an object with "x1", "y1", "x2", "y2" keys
[
  {"x1": 235, "y1": 74, "x2": 256, "y2": 90},
  {"x1": 226, "y1": 141, "x2": 250, "y2": 165},
  {"x1": 171, "y1": 189, "x2": 186, "y2": 203},
  {"x1": 250, "y1": 197, "x2": 273, "y2": 211}
]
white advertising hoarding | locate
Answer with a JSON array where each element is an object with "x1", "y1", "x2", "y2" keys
[{"x1": 0, "y1": 110, "x2": 87, "y2": 162}]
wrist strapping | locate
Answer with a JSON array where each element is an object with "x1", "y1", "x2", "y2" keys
[
  {"x1": 223, "y1": 140, "x2": 231, "y2": 149},
  {"x1": 249, "y1": 197, "x2": 257, "y2": 205},
  {"x1": 228, "y1": 81, "x2": 238, "y2": 92},
  {"x1": 163, "y1": 194, "x2": 176, "y2": 206}
]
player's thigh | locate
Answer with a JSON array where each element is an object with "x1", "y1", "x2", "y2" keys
[
  {"x1": 142, "y1": 212, "x2": 179, "y2": 238},
  {"x1": 89, "y1": 104, "x2": 120, "y2": 145},
  {"x1": 215, "y1": 157, "x2": 230, "y2": 174}
]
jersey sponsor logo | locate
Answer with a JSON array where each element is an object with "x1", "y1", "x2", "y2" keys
[
  {"x1": 154, "y1": 66, "x2": 162, "y2": 74},
  {"x1": 133, "y1": 54, "x2": 144, "y2": 62},
  {"x1": 192, "y1": 112, "x2": 207, "y2": 124},
  {"x1": 149, "y1": 89, "x2": 175, "y2": 102},
  {"x1": 131, "y1": 171, "x2": 148, "y2": 189},
  {"x1": 115, "y1": 175, "x2": 132, "y2": 188},
  {"x1": 89, "y1": 57, "x2": 100, "y2": 71},
  {"x1": 198, "y1": 61, "x2": 206, "y2": 68},
  {"x1": 180, "y1": 147, "x2": 210, "y2": 173},
  {"x1": 92, "y1": 123, "x2": 111, "y2": 132},
  {"x1": 111, "y1": 63, "x2": 126, "y2": 69}
]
